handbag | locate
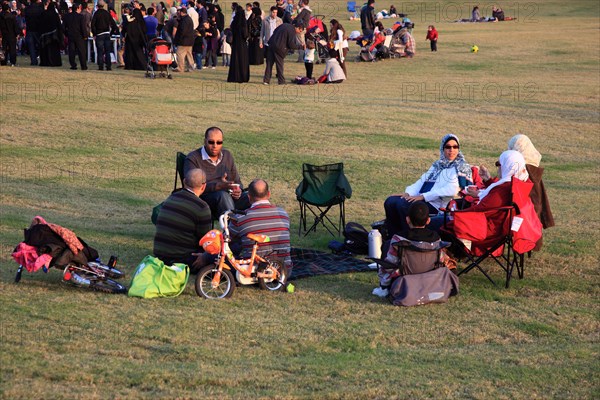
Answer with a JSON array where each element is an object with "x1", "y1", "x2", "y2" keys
[{"x1": 128, "y1": 255, "x2": 189, "y2": 298}]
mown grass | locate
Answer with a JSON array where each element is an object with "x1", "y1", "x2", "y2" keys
[{"x1": 1, "y1": 0, "x2": 599, "y2": 398}]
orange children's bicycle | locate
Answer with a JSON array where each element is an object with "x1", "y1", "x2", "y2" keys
[{"x1": 194, "y1": 210, "x2": 289, "y2": 299}]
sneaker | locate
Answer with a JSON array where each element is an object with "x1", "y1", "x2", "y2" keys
[
  {"x1": 372, "y1": 287, "x2": 389, "y2": 298},
  {"x1": 211, "y1": 66, "x2": 215, "y2": 69}
]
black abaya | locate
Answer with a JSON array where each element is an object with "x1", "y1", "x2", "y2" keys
[
  {"x1": 124, "y1": 9, "x2": 147, "y2": 70},
  {"x1": 247, "y1": 10, "x2": 263, "y2": 65},
  {"x1": 227, "y1": 8, "x2": 249, "y2": 83},
  {"x1": 39, "y1": 5, "x2": 62, "y2": 67}
]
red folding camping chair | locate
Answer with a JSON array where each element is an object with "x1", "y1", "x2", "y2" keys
[{"x1": 441, "y1": 177, "x2": 542, "y2": 288}]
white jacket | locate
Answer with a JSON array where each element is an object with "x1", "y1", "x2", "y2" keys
[{"x1": 405, "y1": 165, "x2": 460, "y2": 211}]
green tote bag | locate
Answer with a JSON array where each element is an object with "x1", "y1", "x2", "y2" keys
[{"x1": 128, "y1": 255, "x2": 189, "y2": 298}]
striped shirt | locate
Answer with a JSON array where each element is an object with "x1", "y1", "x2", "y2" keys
[
  {"x1": 229, "y1": 202, "x2": 292, "y2": 268},
  {"x1": 153, "y1": 189, "x2": 212, "y2": 265}
]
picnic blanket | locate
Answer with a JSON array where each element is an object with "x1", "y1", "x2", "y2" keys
[{"x1": 289, "y1": 248, "x2": 373, "y2": 280}]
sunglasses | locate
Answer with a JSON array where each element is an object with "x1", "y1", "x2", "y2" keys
[
  {"x1": 207, "y1": 140, "x2": 223, "y2": 145},
  {"x1": 495, "y1": 161, "x2": 501, "y2": 167},
  {"x1": 444, "y1": 145, "x2": 459, "y2": 150}
]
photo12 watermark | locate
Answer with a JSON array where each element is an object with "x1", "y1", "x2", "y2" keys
[
  {"x1": 199, "y1": 82, "x2": 340, "y2": 104},
  {"x1": 393, "y1": 2, "x2": 539, "y2": 23},
  {"x1": 0, "y1": 82, "x2": 141, "y2": 104},
  {"x1": 399, "y1": 81, "x2": 538, "y2": 103}
]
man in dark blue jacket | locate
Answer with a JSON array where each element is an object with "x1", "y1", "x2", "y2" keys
[
  {"x1": 91, "y1": 0, "x2": 118, "y2": 70},
  {"x1": 262, "y1": 20, "x2": 304, "y2": 85},
  {"x1": 23, "y1": 0, "x2": 43, "y2": 65},
  {"x1": 62, "y1": 3, "x2": 88, "y2": 70},
  {"x1": 360, "y1": 0, "x2": 376, "y2": 37},
  {"x1": 173, "y1": 6, "x2": 195, "y2": 72}
]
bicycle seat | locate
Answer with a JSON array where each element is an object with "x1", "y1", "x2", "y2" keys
[{"x1": 246, "y1": 233, "x2": 271, "y2": 243}]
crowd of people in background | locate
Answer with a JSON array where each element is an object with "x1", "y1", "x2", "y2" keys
[
  {"x1": 1, "y1": 0, "x2": 442, "y2": 83},
  {"x1": 0, "y1": 0, "x2": 342, "y2": 79}
]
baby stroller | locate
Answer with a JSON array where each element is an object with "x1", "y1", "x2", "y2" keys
[
  {"x1": 145, "y1": 38, "x2": 174, "y2": 79},
  {"x1": 375, "y1": 29, "x2": 394, "y2": 59},
  {"x1": 12, "y1": 216, "x2": 127, "y2": 294},
  {"x1": 307, "y1": 15, "x2": 329, "y2": 64}
]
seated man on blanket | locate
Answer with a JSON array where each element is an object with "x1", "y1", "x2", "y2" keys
[{"x1": 229, "y1": 178, "x2": 292, "y2": 271}]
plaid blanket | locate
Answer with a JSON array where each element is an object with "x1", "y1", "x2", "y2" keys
[{"x1": 289, "y1": 248, "x2": 374, "y2": 280}]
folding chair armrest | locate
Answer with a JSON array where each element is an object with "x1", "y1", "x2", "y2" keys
[{"x1": 366, "y1": 257, "x2": 396, "y2": 270}]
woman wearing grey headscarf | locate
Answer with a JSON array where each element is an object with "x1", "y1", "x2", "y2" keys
[{"x1": 384, "y1": 134, "x2": 473, "y2": 236}]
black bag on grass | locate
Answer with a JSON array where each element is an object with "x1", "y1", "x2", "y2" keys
[{"x1": 343, "y1": 222, "x2": 369, "y2": 255}]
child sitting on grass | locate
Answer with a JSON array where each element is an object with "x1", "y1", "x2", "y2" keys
[{"x1": 372, "y1": 201, "x2": 454, "y2": 297}]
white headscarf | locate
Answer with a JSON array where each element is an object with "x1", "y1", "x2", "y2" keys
[
  {"x1": 508, "y1": 134, "x2": 542, "y2": 167},
  {"x1": 478, "y1": 150, "x2": 529, "y2": 200}
]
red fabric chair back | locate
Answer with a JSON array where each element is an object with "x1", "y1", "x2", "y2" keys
[{"x1": 510, "y1": 177, "x2": 542, "y2": 254}]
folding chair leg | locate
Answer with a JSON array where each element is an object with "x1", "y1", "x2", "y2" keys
[
  {"x1": 518, "y1": 253, "x2": 525, "y2": 279},
  {"x1": 298, "y1": 201, "x2": 307, "y2": 237},
  {"x1": 458, "y1": 254, "x2": 499, "y2": 287}
]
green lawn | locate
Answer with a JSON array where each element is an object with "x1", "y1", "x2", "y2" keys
[{"x1": 1, "y1": 1, "x2": 599, "y2": 398}]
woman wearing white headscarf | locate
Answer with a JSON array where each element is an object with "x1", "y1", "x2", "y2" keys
[
  {"x1": 384, "y1": 134, "x2": 473, "y2": 236},
  {"x1": 508, "y1": 134, "x2": 554, "y2": 249},
  {"x1": 477, "y1": 150, "x2": 529, "y2": 202},
  {"x1": 477, "y1": 135, "x2": 554, "y2": 235},
  {"x1": 442, "y1": 150, "x2": 530, "y2": 241}
]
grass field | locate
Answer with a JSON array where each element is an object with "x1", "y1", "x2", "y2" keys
[{"x1": 1, "y1": 1, "x2": 599, "y2": 398}]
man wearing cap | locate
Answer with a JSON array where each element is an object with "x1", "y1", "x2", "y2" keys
[
  {"x1": 183, "y1": 127, "x2": 250, "y2": 218},
  {"x1": 262, "y1": 20, "x2": 304, "y2": 85},
  {"x1": 153, "y1": 168, "x2": 212, "y2": 267},
  {"x1": 91, "y1": 0, "x2": 118, "y2": 71}
]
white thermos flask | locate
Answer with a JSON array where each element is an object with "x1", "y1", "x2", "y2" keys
[{"x1": 368, "y1": 229, "x2": 382, "y2": 259}]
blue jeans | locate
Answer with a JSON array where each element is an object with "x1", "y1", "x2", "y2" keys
[
  {"x1": 201, "y1": 190, "x2": 250, "y2": 219},
  {"x1": 194, "y1": 52, "x2": 203, "y2": 69},
  {"x1": 95, "y1": 34, "x2": 112, "y2": 69},
  {"x1": 26, "y1": 32, "x2": 40, "y2": 65},
  {"x1": 384, "y1": 196, "x2": 439, "y2": 237}
]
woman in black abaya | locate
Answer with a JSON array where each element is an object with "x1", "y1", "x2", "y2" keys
[
  {"x1": 39, "y1": 1, "x2": 63, "y2": 67},
  {"x1": 124, "y1": 8, "x2": 147, "y2": 70},
  {"x1": 227, "y1": 5, "x2": 249, "y2": 83},
  {"x1": 247, "y1": 6, "x2": 263, "y2": 65}
]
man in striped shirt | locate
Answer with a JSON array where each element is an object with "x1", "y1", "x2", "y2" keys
[
  {"x1": 229, "y1": 179, "x2": 292, "y2": 269},
  {"x1": 153, "y1": 169, "x2": 212, "y2": 266}
]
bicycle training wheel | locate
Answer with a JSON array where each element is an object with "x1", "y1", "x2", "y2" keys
[
  {"x1": 89, "y1": 277, "x2": 128, "y2": 294},
  {"x1": 195, "y1": 265, "x2": 235, "y2": 299},
  {"x1": 258, "y1": 259, "x2": 288, "y2": 292}
]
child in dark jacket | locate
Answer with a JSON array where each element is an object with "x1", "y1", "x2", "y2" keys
[
  {"x1": 426, "y1": 25, "x2": 438, "y2": 52},
  {"x1": 372, "y1": 201, "x2": 451, "y2": 297},
  {"x1": 193, "y1": 27, "x2": 205, "y2": 70}
]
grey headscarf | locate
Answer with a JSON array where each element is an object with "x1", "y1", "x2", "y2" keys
[{"x1": 427, "y1": 134, "x2": 473, "y2": 182}]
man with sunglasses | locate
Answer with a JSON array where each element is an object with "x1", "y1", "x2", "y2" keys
[{"x1": 184, "y1": 126, "x2": 250, "y2": 218}]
